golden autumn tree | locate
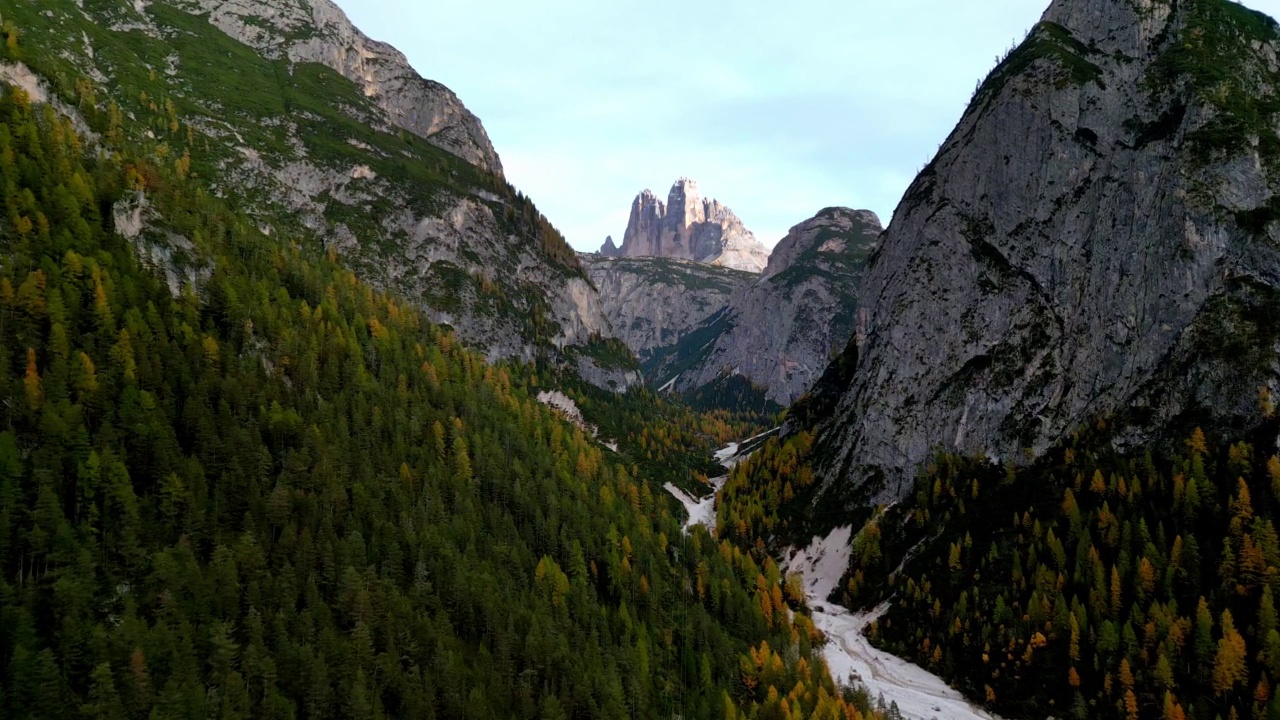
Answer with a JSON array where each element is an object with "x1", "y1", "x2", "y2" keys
[
  {"x1": 1213, "y1": 610, "x2": 1248, "y2": 696},
  {"x1": 23, "y1": 347, "x2": 41, "y2": 410}
]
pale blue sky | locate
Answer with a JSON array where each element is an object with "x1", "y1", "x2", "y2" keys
[{"x1": 338, "y1": 0, "x2": 1280, "y2": 252}]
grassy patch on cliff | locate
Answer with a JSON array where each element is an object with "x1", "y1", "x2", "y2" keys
[
  {"x1": 973, "y1": 22, "x2": 1104, "y2": 109},
  {"x1": 1151, "y1": 0, "x2": 1280, "y2": 162}
]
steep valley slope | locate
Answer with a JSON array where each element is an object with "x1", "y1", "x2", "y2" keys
[
  {"x1": 804, "y1": 0, "x2": 1280, "y2": 504},
  {"x1": 4, "y1": 0, "x2": 639, "y2": 390},
  {"x1": 713, "y1": 1, "x2": 1280, "y2": 719},
  {"x1": 649, "y1": 207, "x2": 882, "y2": 407},
  {"x1": 0, "y1": 5, "x2": 890, "y2": 720}
]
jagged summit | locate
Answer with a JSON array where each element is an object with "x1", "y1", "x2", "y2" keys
[
  {"x1": 602, "y1": 179, "x2": 770, "y2": 273},
  {"x1": 804, "y1": 0, "x2": 1280, "y2": 504},
  {"x1": 599, "y1": 235, "x2": 622, "y2": 257}
]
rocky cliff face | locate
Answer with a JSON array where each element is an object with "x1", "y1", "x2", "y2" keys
[
  {"x1": 16, "y1": 0, "x2": 635, "y2": 389},
  {"x1": 177, "y1": 0, "x2": 502, "y2": 173},
  {"x1": 651, "y1": 208, "x2": 881, "y2": 406},
  {"x1": 604, "y1": 179, "x2": 770, "y2": 273},
  {"x1": 806, "y1": 0, "x2": 1280, "y2": 503},
  {"x1": 581, "y1": 255, "x2": 755, "y2": 365}
]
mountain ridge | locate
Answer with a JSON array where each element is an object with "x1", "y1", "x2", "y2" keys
[
  {"x1": 6, "y1": 0, "x2": 640, "y2": 390},
  {"x1": 176, "y1": 0, "x2": 503, "y2": 173}
]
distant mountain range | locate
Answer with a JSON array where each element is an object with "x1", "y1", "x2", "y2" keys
[{"x1": 586, "y1": 180, "x2": 882, "y2": 407}]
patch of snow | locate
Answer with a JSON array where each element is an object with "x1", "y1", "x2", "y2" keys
[
  {"x1": 889, "y1": 537, "x2": 930, "y2": 580},
  {"x1": 658, "y1": 374, "x2": 680, "y2": 393},
  {"x1": 714, "y1": 426, "x2": 781, "y2": 469},
  {"x1": 664, "y1": 475, "x2": 726, "y2": 534},
  {"x1": 688, "y1": 434, "x2": 1009, "y2": 719},
  {"x1": 537, "y1": 390, "x2": 598, "y2": 437},
  {"x1": 741, "y1": 426, "x2": 783, "y2": 446},
  {"x1": 714, "y1": 442, "x2": 740, "y2": 466}
]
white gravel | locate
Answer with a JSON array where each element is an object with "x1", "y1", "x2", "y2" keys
[
  {"x1": 664, "y1": 475, "x2": 726, "y2": 534},
  {"x1": 787, "y1": 528, "x2": 1006, "y2": 720}
]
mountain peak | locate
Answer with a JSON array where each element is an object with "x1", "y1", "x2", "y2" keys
[
  {"x1": 181, "y1": 0, "x2": 502, "y2": 173},
  {"x1": 612, "y1": 179, "x2": 769, "y2": 273},
  {"x1": 763, "y1": 207, "x2": 882, "y2": 278},
  {"x1": 599, "y1": 235, "x2": 622, "y2": 257}
]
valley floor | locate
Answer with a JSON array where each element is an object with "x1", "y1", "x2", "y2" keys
[
  {"x1": 664, "y1": 475, "x2": 725, "y2": 533},
  {"x1": 791, "y1": 527, "x2": 1006, "y2": 720},
  {"x1": 678, "y1": 440, "x2": 1006, "y2": 720},
  {"x1": 809, "y1": 601, "x2": 1004, "y2": 720}
]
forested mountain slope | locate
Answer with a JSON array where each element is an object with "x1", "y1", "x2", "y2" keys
[
  {"x1": 729, "y1": 414, "x2": 1280, "y2": 719},
  {"x1": 0, "y1": 0, "x2": 637, "y2": 390},
  {"x1": 0, "y1": 18, "x2": 886, "y2": 720}
]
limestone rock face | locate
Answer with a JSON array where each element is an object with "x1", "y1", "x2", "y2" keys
[
  {"x1": 177, "y1": 0, "x2": 502, "y2": 173},
  {"x1": 651, "y1": 208, "x2": 882, "y2": 406},
  {"x1": 604, "y1": 179, "x2": 770, "y2": 273},
  {"x1": 803, "y1": 0, "x2": 1280, "y2": 504},
  {"x1": 582, "y1": 255, "x2": 755, "y2": 365},
  {"x1": 600, "y1": 236, "x2": 622, "y2": 257}
]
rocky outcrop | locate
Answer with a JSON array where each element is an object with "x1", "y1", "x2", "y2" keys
[
  {"x1": 384, "y1": 197, "x2": 615, "y2": 362},
  {"x1": 582, "y1": 255, "x2": 755, "y2": 365},
  {"x1": 600, "y1": 236, "x2": 622, "y2": 257},
  {"x1": 805, "y1": 0, "x2": 1280, "y2": 503},
  {"x1": 651, "y1": 208, "x2": 881, "y2": 406},
  {"x1": 604, "y1": 179, "x2": 770, "y2": 273},
  {"x1": 764, "y1": 209, "x2": 882, "y2": 279},
  {"x1": 176, "y1": 0, "x2": 502, "y2": 173}
]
